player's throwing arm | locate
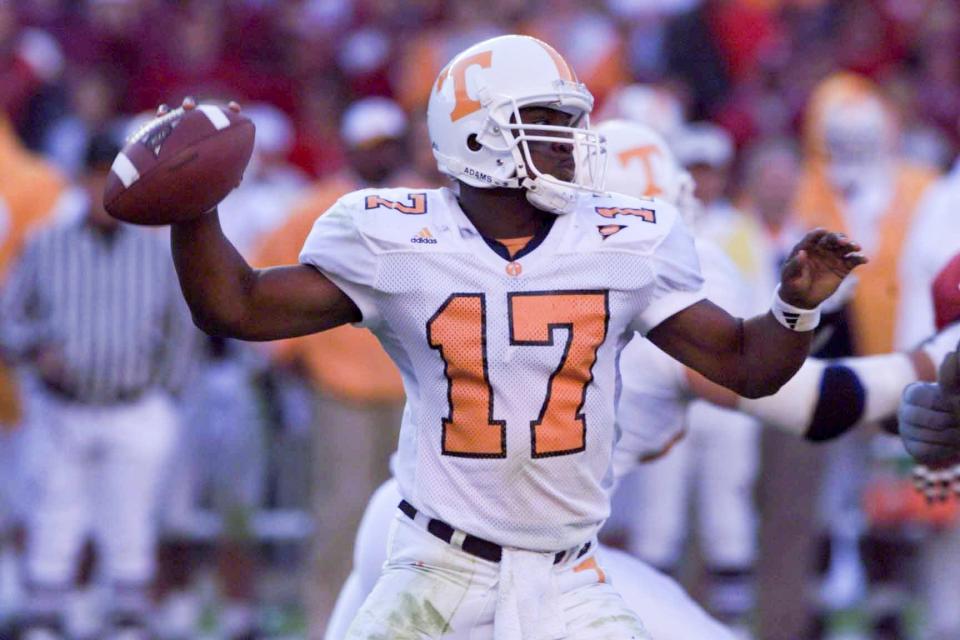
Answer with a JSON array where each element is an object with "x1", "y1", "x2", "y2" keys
[
  {"x1": 648, "y1": 229, "x2": 867, "y2": 398},
  {"x1": 104, "y1": 97, "x2": 359, "y2": 341}
]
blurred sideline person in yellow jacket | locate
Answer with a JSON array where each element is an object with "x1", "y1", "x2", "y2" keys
[{"x1": 795, "y1": 72, "x2": 938, "y2": 355}]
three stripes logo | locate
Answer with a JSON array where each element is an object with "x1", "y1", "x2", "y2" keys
[
  {"x1": 782, "y1": 311, "x2": 800, "y2": 329},
  {"x1": 410, "y1": 227, "x2": 438, "y2": 245}
]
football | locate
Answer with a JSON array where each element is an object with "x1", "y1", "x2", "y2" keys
[{"x1": 104, "y1": 103, "x2": 255, "y2": 225}]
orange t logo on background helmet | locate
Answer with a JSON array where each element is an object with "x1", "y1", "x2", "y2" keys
[{"x1": 617, "y1": 145, "x2": 664, "y2": 198}]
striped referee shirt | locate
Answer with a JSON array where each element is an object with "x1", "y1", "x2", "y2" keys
[{"x1": 0, "y1": 215, "x2": 200, "y2": 404}]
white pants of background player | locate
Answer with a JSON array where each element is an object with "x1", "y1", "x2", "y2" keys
[
  {"x1": 628, "y1": 399, "x2": 759, "y2": 573},
  {"x1": 24, "y1": 390, "x2": 178, "y2": 618},
  {"x1": 326, "y1": 479, "x2": 734, "y2": 640}
]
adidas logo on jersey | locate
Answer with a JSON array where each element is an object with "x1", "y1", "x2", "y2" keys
[{"x1": 410, "y1": 227, "x2": 438, "y2": 244}]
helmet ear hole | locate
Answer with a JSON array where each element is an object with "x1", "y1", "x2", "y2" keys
[{"x1": 466, "y1": 134, "x2": 482, "y2": 152}]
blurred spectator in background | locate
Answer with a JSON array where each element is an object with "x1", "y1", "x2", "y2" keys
[
  {"x1": 662, "y1": 0, "x2": 731, "y2": 121},
  {"x1": 596, "y1": 83, "x2": 686, "y2": 140},
  {"x1": 0, "y1": 133, "x2": 199, "y2": 640},
  {"x1": 254, "y1": 96, "x2": 429, "y2": 636},
  {"x1": 0, "y1": 1, "x2": 63, "y2": 146},
  {"x1": 731, "y1": 140, "x2": 825, "y2": 640},
  {"x1": 0, "y1": 105, "x2": 66, "y2": 432},
  {"x1": 605, "y1": 0, "x2": 697, "y2": 81},
  {"x1": 41, "y1": 65, "x2": 123, "y2": 178},
  {"x1": 796, "y1": 72, "x2": 938, "y2": 356},
  {"x1": 287, "y1": 78, "x2": 349, "y2": 179},
  {"x1": 393, "y1": 0, "x2": 521, "y2": 113},
  {"x1": 158, "y1": 336, "x2": 271, "y2": 640},
  {"x1": 131, "y1": 3, "x2": 294, "y2": 117},
  {"x1": 674, "y1": 122, "x2": 739, "y2": 229},
  {"x1": 521, "y1": 0, "x2": 628, "y2": 102},
  {"x1": 153, "y1": 101, "x2": 309, "y2": 640},
  {"x1": 217, "y1": 102, "x2": 309, "y2": 260}
]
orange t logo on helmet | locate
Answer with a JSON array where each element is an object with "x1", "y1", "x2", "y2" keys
[
  {"x1": 617, "y1": 145, "x2": 664, "y2": 198},
  {"x1": 436, "y1": 51, "x2": 494, "y2": 122}
]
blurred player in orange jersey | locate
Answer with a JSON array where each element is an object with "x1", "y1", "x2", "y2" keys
[
  {"x1": 796, "y1": 72, "x2": 940, "y2": 356},
  {"x1": 0, "y1": 112, "x2": 67, "y2": 427},
  {"x1": 254, "y1": 96, "x2": 433, "y2": 634},
  {"x1": 0, "y1": 111, "x2": 66, "y2": 629}
]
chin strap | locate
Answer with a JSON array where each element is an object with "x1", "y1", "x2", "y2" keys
[{"x1": 522, "y1": 174, "x2": 580, "y2": 215}]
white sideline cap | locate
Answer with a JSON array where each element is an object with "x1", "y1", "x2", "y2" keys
[
  {"x1": 673, "y1": 122, "x2": 734, "y2": 168},
  {"x1": 340, "y1": 96, "x2": 408, "y2": 149}
]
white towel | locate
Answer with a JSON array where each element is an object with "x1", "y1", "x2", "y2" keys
[{"x1": 494, "y1": 547, "x2": 566, "y2": 640}]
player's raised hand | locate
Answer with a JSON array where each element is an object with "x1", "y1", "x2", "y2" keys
[{"x1": 779, "y1": 229, "x2": 867, "y2": 309}]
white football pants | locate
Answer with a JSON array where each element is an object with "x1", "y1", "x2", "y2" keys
[
  {"x1": 326, "y1": 479, "x2": 734, "y2": 640},
  {"x1": 628, "y1": 400, "x2": 759, "y2": 570},
  {"x1": 25, "y1": 390, "x2": 178, "y2": 587}
]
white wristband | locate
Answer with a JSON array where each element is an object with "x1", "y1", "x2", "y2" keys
[{"x1": 771, "y1": 285, "x2": 821, "y2": 332}]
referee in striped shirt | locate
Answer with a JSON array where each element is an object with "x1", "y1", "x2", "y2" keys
[{"x1": 0, "y1": 133, "x2": 200, "y2": 640}]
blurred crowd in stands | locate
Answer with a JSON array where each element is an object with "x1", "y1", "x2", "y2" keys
[
  {"x1": 0, "y1": 0, "x2": 959, "y2": 639},
  {"x1": 3, "y1": 0, "x2": 960, "y2": 177}
]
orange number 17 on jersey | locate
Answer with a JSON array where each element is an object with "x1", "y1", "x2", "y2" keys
[{"x1": 427, "y1": 291, "x2": 609, "y2": 459}]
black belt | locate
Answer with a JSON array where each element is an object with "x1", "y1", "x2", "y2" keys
[
  {"x1": 398, "y1": 500, "x2": 591, "y2": 565},
  {"x1": 42, "y1": 379, "x2": 146, "y2": 406}
]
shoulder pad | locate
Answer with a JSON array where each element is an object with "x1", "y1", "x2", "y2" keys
[
  {"x1": 568, "y1": 192, "x2": 681, "y2": 251},
  {"x1": 333, "y1": 187, "x2": 452, "y2": 250}
]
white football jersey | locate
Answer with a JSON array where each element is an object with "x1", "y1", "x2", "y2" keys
[
  {"x1": 613, "y1": 238, "x2": 752, "y2": 479},
  {"x1": 300, "y1": 186, "x2": 704, "y2": 551},
  {"x1": 896, "y1": 161, "x2": 960, "y2": 349}
]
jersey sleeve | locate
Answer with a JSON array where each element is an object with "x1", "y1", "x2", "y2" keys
[
  {"x1": 631, "y1": 213, "x2": 705, "y2": 334},
  {"x1": 895, "y1": 189, "x2": 942, "y2": 349},
  {"x1": 299, "y1": 196, "x2": 382, "y2": 329}
]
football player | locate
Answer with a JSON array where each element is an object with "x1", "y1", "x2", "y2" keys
[
  {"x1": 162, "y1": 35, "x2": 862, "y2": 638},
  {"x1": 322, "y1": 120, "x2": 953, "y2": 640},
  {"x1": 326, "y1": 120, "x2": 740, "y2": 640}
]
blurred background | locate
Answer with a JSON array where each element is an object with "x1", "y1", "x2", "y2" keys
[{"x1": 0, "y1": 0, "x2": 959, "y2": 639}]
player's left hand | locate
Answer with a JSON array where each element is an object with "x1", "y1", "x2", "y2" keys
[{"x1": 779, "y1": 229, "x2": 867, "y2": 309}]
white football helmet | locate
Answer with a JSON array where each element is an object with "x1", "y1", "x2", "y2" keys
[
  {"x1": 822, "y1": 93, "x2": 895, "y2": 191},
  {"x1": 596, "y1": 119, "x2": 700, "y2": 226},
  {"x1": 806, "y1": 72, "x2": 897, "y2": 193},
  {"x1": 427, "y1": 35, "x2": 606, "y2": 215}
]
